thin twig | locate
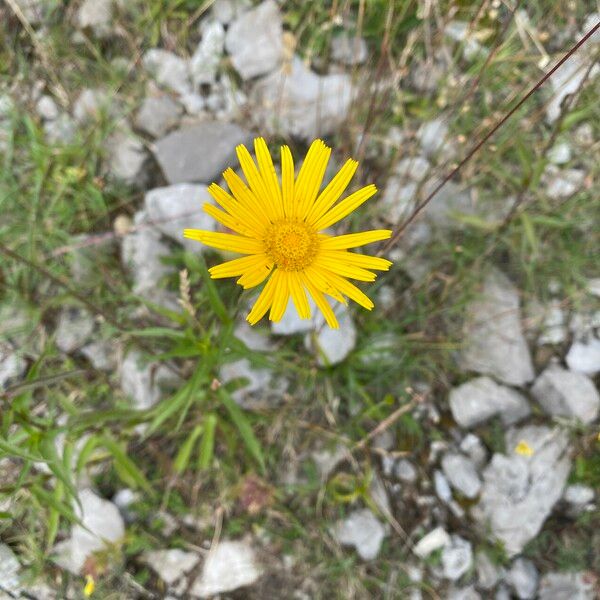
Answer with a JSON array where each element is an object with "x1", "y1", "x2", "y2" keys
[{"x1": 381, "y1": 20, "x2": 600, "y2": 254}]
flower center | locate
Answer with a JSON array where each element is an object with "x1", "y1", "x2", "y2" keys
[{"x1": 263, "y1": 219, "x2": 319, "y2": 271}]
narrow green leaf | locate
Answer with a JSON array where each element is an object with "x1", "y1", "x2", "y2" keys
[
  {"x1": 127, "y1": 327, "x2": 188, "y2": 340},
  {"x1": 198, "y1": 414, "x2": 217, "y2": 470},
  {"x1": 218, "y1": 389, "x2": 265, "y2": 473},
  {"x1": 46, "y1": 480, "x2": 64, "y2": 550},
  {"x1": 38, "y1": 433, "x2": 79, "y2": 505},
  {"x1": 187, "y1": 253, "x2": 230, "y2": 323},
  {"x1": 173, "y1": 425, "x2": 203, "y2": 474},
  {"x1": 75, "y1": 435, "x2": 99, "y2": 474},
  {"x1": 0, "y1": 436, "x2": 39, "y2": 461},
  {"x1": 31, "y1": 484, "x2": 80, "y2": 526},
  {"x1": 99, "y1": 436, "x2": 154, "y2": 496}
]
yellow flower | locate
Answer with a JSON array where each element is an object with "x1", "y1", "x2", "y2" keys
[
  {"x1": 184, "y1": 138, "x2": 392, "y2": 328},
  {"x1": 514, "y1": 440, "x2": 534, "y2": 457},
  {"x1": 83, "y1": 575, "x2": 95, "y2": 597}
]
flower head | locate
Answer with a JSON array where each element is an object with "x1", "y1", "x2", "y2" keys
[{"x1": 184, "y1": 138, "x2": 392, "y2": 328}]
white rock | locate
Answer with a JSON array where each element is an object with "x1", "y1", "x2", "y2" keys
[
  {"x1": 35, "y1": 95, "x2": 59, "y2": 120},
  {"x1": 251, "y1": 55, "x2": 354, "y2": 140},
  {"x1": 331, "y1": 33, "x2": 368, "y2": 65},
  {"x1": 413, "y1": 526, "x2": 450, "y2": 558},
  {"x1": 73, "y1": 88, "x2": 111, "y2": 123},
  {"x1": 472, "y1": 425, "x2": 571, "y2": 556},
  {"x1": 219, "y1": 358, "x2": 272, "y2": 406},
  {"x1": 52, "y1": 489, "x2": 125, "y2": 574},
  {"x1": 271, "y1": 298, "x2": 317, "y2": 335},
  {"x1": 311, "y1": 443, "x2": 348, "y2": 481},
  {"x1": 143, "y1": 49, "x2": 191, "y2": 95},
  {"x1": 441, "y1": 453, "x2": 482, "y2": 499},
  {"x1": 105, "y1": 129, "x2": 147, "y2": 186},
  {"x1": 10, "y1": 0, "x2": 51, "y2": 25},
  {"x1": 546, "y1": 52, "x2": 600, "y2": 123},
  {"x1": 134, "y1": 95, "x2": 182, "y2": 138},
  {"x1": 441, "y1": 536, "x2": 473, "y2": 581},
  {"x1": 55, "y1": 307, "x2": 95, "y2": 353},
  {"x1": 449, "y1": 376, "x2": 530, "y2": 428},
  {"x1": 144, "y1": 184, "x2": 215, "y2": 252},
  {"x1": 333, "y1": 508, "x2": 386, "y2": 560},
  {"x1": 0, "y1": 343, "x2": 27, "y2": 390},
  {"x1": 305, "y1": 304, "x2": 356, "y2": 366},
  {"x1": 531, "y1": 364, "x2": 599, "y2": 424},
  {"x1": 76, "y1": 0, "x2": 113, "y2": 37},
  {"x1": 459, "y1": 434, "x2": 487, "y2": 469},
  {"x1": 395, "y1": 458, "x2": 418, "y2": 483},
  {"x1": 563, "y1": 483, "x2": 595, "y2": 507},
  {"x1": 566, "y1": 337, "x2": 600, "y2": 376},
  {"x1": 81, "y1": 340, "x2": 118, "y2": 372},
  {"x1": 0, "y1": 543, "x2": 21, "y2": 595},
  {"x1": 448, "y1": 586, "x2": 481, "y2": 600},
  {"x1": 434, "y1": 470, "x2": 452, "y2": 503},
  {"x1": 225, "y1": 0, "x2": 283, "y2": 80},
  {"x1": 234, "y1": 320, "x2": 274, "y2": 352},
  {"x1": 547, "y1": 141, "x2": 571, "y2": 164},
  {"x1": 506, "y1": 557, "x2": 538, "y2": 599},
  {"x1": 475, "y1": 551, "x2": 501, "y2": 590},
  {"x1": 121, "y1": 211, "x2": 173, "y2": 296},
  {"x1": 381, "y1": 180, "x2": 417, "y2": 223},
  {"x1": 587, "y1": 278, "x2": 600, "y2": 297},
  {"x1": 211, "y1": 0, "x2": 251, "y2": 24},
  {"x1": 190, "y1": 540, "x2": 262, "y2": 597},
  {"x1": 544, "y1": 165, "x2": 586, "y2": 200},
  {"x1": 538, "y1": 300, "x2": 567, "y2": 345},
  {"x1": 419, "y1": 118, "x2": 450, "y2": 157},
  {"x1": 43, "y1": 113, "x2": 76, "y2": 144},
  {"x1": 153, "y1": 121, "x2": 251, "y2": 184},
  {"x1": 393, "y1": 156, "x2": 431, "y2": 181},
  {"x1": 191, "y1": 20, "x2": 225, "y2": 86},
  {"x1": 538, "y1": 571, "x2": 595, "y2": 600},
  {"x1": 461, "y1": 270, "x2": 535, "y2": 386},
  {"x1": 143, "y1": 549, "x2": 200, "y2": 585},
  {"x1": 120, "y1": 350, "x2": 178, "y2": 410}
]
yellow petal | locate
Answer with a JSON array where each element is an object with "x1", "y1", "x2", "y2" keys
[
  {"x1": 313, "y1": 184, "x2": 377, "y2": 231},
  {"x1": 300, "y1": 274, "x2": 339, "y2": 329},
  {"x1": 255, "y1": 138, "x2": 284, "y2": 219},
  {"x1": 269, "y1": 270, "x2": 290, "y2": 321},
  {"x1": 209, "y1": 254, "x2": 269, "y2": 279},
  {"x1": 313, "y1": 256, "x2": 377, "y2": 281},
  {"x1": 247, "y1": 270, "x2": 279, "y2": 325},
  {"x1": 208, "y1": 182, "x2": 267, "y2": 234},
  {"x1": 294, "y1": 140, "x2": 331, "y2": 220},
  {"x1": 183, "y1": 230, "x2": 263, "y2": 254},
  {"x1": 236, "y1": 261, "x2": 274, "y2": 289},
  {"x1": 320, "y1": 230, "x2": 392, "y2": 250},
  {"x1": 319, "y1": 269, "x2": 375, "y2": 310},
  {"x1": 281, "y1": 145, "x2": 295, "y2": 218},
  {"x1": 306, "y1": 159, "x2": 358, "y2": 225},
  {"x1": 203, "y1": 203, "x2": 257, "y2": 237},
  {"x1": 236, "y1": 143, "x2": 277, "y2": 221},
  {"x1": 288, "y1": 272, "x2": 311, "y2": 319},
  {"x1": 304, "y1": 266, "x2": 347, "y2": 304},
  {"x1": 321, "y1": 250, "x2": 393, "y2": 271}
]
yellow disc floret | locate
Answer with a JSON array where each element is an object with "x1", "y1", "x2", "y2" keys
[{"x1": 263, "y1": 219, "x2": 319, "y2": 271}]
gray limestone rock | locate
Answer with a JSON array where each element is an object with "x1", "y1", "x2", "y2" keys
[
  {"x1": 153, "y1": 122, "x2": 251, "y2": 184},
  {"x1": 449, "y1": 376, "x2": 530, "y2": 428},
  {"x1": 538, "y1": 572, "x2": 594, "y2": 600},
  {"x1": 191, "y1": 20, "x2": 225, "y2": 86},
  {"x1": 251, "y1": 56, "x2": 354, "y2": 141},
  {"x1": 142, "y1": 549, "x2": 200, "y2": 585},
  {"x1": 105, "y1": 129, "x2": 147, "y2": 186},
  {"x1": 190, "y1": 540, "x2": 262, "y2": 598},
  {"x1": 144, "y1": 183, "x2": 215, "y2": 252},
  {"x1": 566, "y1": 337, "x2": 600, "y2": 376},
  {"x1": 143, "y1": 49, "x2": 191, "y2": 95},
  {"x1": 134, "y1": 95, "x2": 183, "y2": 139},
  {"x1": 305, "y1": 304, "x2": 357, "y2": 366},
  {"x1": 35, "y1": 95, "x2": 59, "y2": 120},
  {"x1": 441, "y1": 535, "x2": 473, "y2": 581},
  {"x1": 0, "y1": 543, "x2": 21, "y2": 595},
  {"x1": 531, "y1": 364, "x2": 599, "y2": 424},
  {"x1": 441, "y1": 453, "x2": 482, "y2": 499},
  {"x1": 473, "y1": 425, "x2": 571, "y2": 556},
  {"x1": 460, "y1": 270, "x2": 535, "y2": 386},
  {"x1": 331, "y1": 33, "x2": 368, "y2": 65},
  {"x1": 333, "y1": 508, "x2": 386, "y2": 560},
  {"x1": 76, "y1": 0, "x2": 113, "y2": 38},
  {"x1": 506, "y1": 557, "x2": 539, "y2": 600},
  {"x1": 0, "y1": 343, "x2": 27, "y2": 390},
  {"x1": 225, "y1": 0, "x2": 283, "y2": 80},
  {"x1": 55, "y1": 307, "x2": 95, "y2": 353}
]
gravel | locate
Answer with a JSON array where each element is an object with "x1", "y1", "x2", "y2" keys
[
  {"x1": 441, "y1": 453, "x2": 482, "y2": 499},
  {"x1": 142, "y1": 549, "x2": 200, "y2": 585},
  {"x1": 565, "y1": 337, "x2": 600, "y2": 376},
  {"x1": 134, "y1": 95, "x2": 183, "y2": 138},
  {"x1": 55, "y1": 307, "x2": 95, "y2": 353},
  {"x1": 506, "y1": 557, "x2": 539, "y2": 599},
  {"x1": 441, "y1": 535, "x2": 473, "y2": 581}
]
